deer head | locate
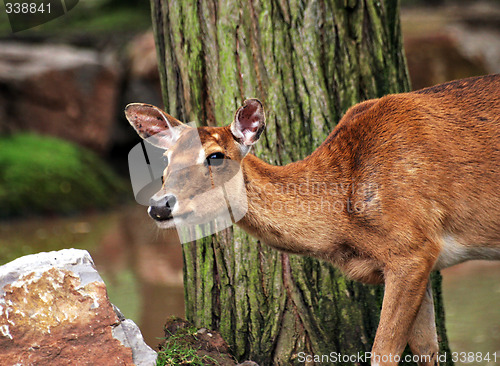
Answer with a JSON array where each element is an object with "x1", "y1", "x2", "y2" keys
[{"x1": 125, "y1": 99, "x2": 265, "y2": 233}]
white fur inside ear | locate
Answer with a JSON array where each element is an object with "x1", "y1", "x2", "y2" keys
[
  {"x1": 151, "y1": 105, "x2": 185, "y2": 146},
  {"x1": 165, "y1": 121, "x2": 182, "y2": 142},
  {"x1": 144, "y1": 125, "x2": 184, "y2": 149},
  {"x1": 159, "y1": 131, "x2": 180, "y2": 147},
  {"x1": 161, "y1": 113, "x2": 179, "y2": 132},
  {"x1": 231, "y1": 120, "x2": 260, "y2": 146},
  {"x1": 231, "y1": 99, "x2": 265, "y2": 146},
  {"x1": 231, "y1": 122, "x2": 245, "y2": 140}
]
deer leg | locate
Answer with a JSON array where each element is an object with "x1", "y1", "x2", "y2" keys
[
  {"x1": 371, "y1": 260, "x2": 433, "y2": 366},
  {"x1": 407, "y1": 280, "x2": 439, "y2": 366}
]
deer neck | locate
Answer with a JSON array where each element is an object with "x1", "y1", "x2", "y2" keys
[{"x1": 236, "y1": 152, "x2": 347, "y2": 255}]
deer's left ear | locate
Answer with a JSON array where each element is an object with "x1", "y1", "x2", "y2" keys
[
  {"x1": 125, "y1": 103, "x2": 188, "y2": 149},
  {"x1": 230, "y1": 99, "x2": 266, "y2": 147}
]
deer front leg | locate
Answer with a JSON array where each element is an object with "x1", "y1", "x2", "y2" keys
[
  {"x1": 408, "y1": 280, "x2": 439, "y2": 366},
  {"x1": 371, "y1": 260, "x2": 433, "y2": 366}
]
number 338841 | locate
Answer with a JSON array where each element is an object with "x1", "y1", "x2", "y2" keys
[{"x1": 5, "y1": 3, "x2": 52, "y2": 14}]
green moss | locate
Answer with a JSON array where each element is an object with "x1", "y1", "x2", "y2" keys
[
  {"x1": 0, "y1": 133, "x2": 127, "y2": 218},
  {"x1": 156, "y1": 318, "x2": 219, "y2": 366}
]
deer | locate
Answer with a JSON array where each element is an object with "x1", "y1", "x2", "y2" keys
[{"x1": 125, "y1": 74, "x2": 500, "y2": 366}]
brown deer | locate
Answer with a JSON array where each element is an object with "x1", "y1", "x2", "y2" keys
[{"x1": 125, "y1": 74, "x2": 500, "y2": 366}]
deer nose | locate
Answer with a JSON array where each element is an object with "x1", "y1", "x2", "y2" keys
[{"x1": 148, "y1": 194, "x2": 177, "y2": 221}]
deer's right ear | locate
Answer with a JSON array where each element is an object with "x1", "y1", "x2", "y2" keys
[
  {"x1": 125, "y1": 103, "x2": 187, "y2": 149},
  {"x1": 230, "y1": 99, "x2": 266, "y2": 151}
]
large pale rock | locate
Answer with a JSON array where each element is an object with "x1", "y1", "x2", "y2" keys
[
  {"x1": 0, "y1": 43, "x2": 119, "y2": 152},
  {"x1": 0, "y1": 249, "x2": 156, "y2": 366}
]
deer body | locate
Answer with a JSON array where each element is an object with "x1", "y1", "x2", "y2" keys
[{"x1": 126, "y1": 74, "x2": 500, "y2": 365}]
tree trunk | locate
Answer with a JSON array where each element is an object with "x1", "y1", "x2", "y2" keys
[{"x1": 149, "y1": 0, "x2": 453, "y2": 364}]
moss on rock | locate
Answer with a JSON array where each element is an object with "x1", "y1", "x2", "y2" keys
[{"x1": 0, "y1": 133, "x2": 128, "y2": 218}]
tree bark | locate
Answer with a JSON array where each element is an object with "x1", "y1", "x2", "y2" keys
[{"x1": 149, "y1": 0, "x2": 453, "y2": 364}]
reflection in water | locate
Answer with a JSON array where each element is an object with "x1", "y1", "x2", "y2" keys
[
  {"x1": 0, "y1": 207, "x2": 499, "y2": 357},
  {"x1": 442, "y1": 261, "x2": 500, "y2": 365},
  {"x1": 0, "y1": 204, "x2": 185, "y2": 349}
]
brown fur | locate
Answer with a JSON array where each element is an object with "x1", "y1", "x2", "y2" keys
[{"x1": 127, "y1": 75, "x2": 500, "y2": 366}]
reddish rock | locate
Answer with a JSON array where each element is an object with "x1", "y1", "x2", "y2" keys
[
  {"x1": 0, "y1": 249, "x2": 156, "y2": 366},
  {"x1": 404, "y1": 34, "x2": 488, "y2": 90},
  {"x1": 0, "y1": 43, "x2": 119, "y2": 153},
  {"x1": 127, "y1": 31, "x2": 159, "y2": 82}
]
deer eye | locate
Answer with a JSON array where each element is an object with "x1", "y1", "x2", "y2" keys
[{"x1": 206, "y1": 152, "x2": 225, "y2": 167}]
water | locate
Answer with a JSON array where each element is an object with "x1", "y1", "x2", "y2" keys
[
  {"x1": 442, "y1": 262, "x2": 500, "y2": 365},
  {"x1": 1, "y1": 207, "x2": 499, "y2": 364},
  {"x1": 0, "y1": 204, "x2": 185, "y2": 349}
]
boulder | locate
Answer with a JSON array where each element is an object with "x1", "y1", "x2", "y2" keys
[
  {"x1": 404, "y1": 34, "x2": 488, "y2": 90},
  {"x1": 0, "y1": 42, "x2": 119, "y2": 153},
  {"x1": 0, "y1": 249, "x2": 156, "y2": 366},
  {"x1": 401, "y1": 2, "x2": 500, "y2": 90}
]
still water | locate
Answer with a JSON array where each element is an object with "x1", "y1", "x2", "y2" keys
[
  {"x1": 0, "y1": 204, "x2": 185, "y2": 350},
  {"x1": 0, "y1": 206, "x2": 499, "y2": 364}
]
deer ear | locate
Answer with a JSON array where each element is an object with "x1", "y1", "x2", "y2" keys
[
  {"x1": 125, "y1": 103, "x2": 187, "y2": 149},
  {"x1": 230, "y1": 99, "x2": 266, "y2": 147}
]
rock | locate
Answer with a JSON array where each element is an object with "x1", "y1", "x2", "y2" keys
[
  {"x1": 112, "y1": 306, "x2": 158, "y2": 366},
  {"x1": 0, "y1": 249, "x2": 156, "y2": 366},
  {"x1": 0, "y1": 42, "x2": 119, "y2": 153},
  {"x1": 404, "y1": 33, "x2": 488, "y2": 90},
  {"x1": 127, "y1": 31, "x2": 159, "y2": 82},
  {"x1": 401, "y1": 2, "x2": 500, "y2": 90}
]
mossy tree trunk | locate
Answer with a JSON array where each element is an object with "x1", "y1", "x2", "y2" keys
[{"x1": 149, "y1": 0, "x2": 453, "y2": 364}]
